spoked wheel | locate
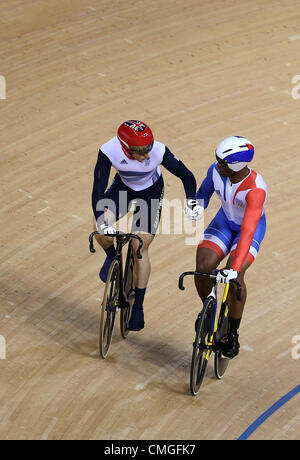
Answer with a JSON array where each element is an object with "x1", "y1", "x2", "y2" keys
[
  {"x1": 99, "y1": 260, "x2": 119, "y2": 359},
  {"x1": 120, "y1": 244, "x2": 135, "y2": 339},
  {"x1": 214, "y1": 305, "x2": 230, "y2": 379},
  {"x1": 190, "y1": 299, "x2": 214, "y2": 396}
]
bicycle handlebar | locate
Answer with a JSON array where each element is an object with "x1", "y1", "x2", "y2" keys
[
  {"x1": 178, "y1": 270, "x2": 242, "y2": 302},
  {"x1": 89, "y1": 231, "x2": 143, "y2": 259}
]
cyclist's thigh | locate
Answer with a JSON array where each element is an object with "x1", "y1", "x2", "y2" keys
[
  {"x1": 196, "y1": 247, "x2": 222, "y2": 273},
  {"x1": 131, "y1": 175, "x2": 164, "y2": 235},
  {"x1": 198, "y1": 207, "x2": 235, "y2": 263}
]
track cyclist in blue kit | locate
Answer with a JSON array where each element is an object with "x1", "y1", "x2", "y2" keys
[
  {"x1": 195, "y1": 136, "x2": 267, "y2": 358},
  {"x1": 92, "y1": 120, "x2": 202, "y2": 331}
]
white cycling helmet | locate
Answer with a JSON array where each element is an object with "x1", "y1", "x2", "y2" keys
[{"x1": 215, "y1": 136, "x2": 255, "y2": 172}]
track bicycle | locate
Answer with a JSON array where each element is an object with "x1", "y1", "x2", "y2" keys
[
  {"x1": 89, "y1": 231, "x2": 143, "y2": 359},
  {"x1": 178, "y1": 270, "x2": 242, "y2": 396}
]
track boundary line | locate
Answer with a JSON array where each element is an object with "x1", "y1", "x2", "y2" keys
[{"x1": 237, "y1": 384, "x2": 300, "y2": 440}]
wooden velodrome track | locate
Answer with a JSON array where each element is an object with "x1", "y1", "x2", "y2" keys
[{"x1": 0, "y1": 0, "x2": 299, "y2": 441}]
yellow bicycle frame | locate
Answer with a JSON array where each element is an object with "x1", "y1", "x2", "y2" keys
[{"x1": 204, "y1": 283, "x2": 230, "y2": 360}]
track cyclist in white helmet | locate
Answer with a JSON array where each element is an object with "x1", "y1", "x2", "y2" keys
[{"x1": 195, "y1": 136, "x2": 267, "y2": 359}]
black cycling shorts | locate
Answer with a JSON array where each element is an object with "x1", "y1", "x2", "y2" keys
[{"x1": 101, "y1": 173, "x2": 164, "y2": 235}]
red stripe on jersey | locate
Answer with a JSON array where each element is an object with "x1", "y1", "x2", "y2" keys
[
  {"x1": 232, "y1": 187, "x2": 266, "y2": 271},
  {"x1": 233, "y1": 170, "x2": 257, "y2": 205},
  {"x1": 230, "y1": 249, "x2": 255, "y2": 266}
]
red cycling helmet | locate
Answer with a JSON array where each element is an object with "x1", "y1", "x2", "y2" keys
[{"x1": 117, "y1": 120, "x2": 154, "y2": 156}]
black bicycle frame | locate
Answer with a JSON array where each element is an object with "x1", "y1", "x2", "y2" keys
[{"x1": 89, "y1": 231, "x2": 143, "y2": 309}]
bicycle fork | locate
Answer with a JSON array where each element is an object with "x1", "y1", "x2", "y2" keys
[{"x1": 204, "y1": 284, "x2": 230, "y2": 360}]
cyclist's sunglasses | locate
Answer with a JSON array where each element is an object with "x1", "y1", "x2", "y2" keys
[
  {"x1": 130, "y1": 142, "x2": 154, "y2": 155},
  {"x1": 215, "y1": 152, "x2": 229, "y2": 168}
]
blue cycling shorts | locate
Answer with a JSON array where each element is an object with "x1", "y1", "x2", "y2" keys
[{"x1": 198, "y1": 207, "x2": 266, "y2": 264}]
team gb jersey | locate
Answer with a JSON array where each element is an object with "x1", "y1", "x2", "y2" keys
[{"x1": 100, "y1": 136, "x2": 165, "y2": 191}]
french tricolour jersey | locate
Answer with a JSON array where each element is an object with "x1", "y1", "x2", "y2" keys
[
  {"x1": 100, "y1": 136, "x2": 166, "y2": 191},
  {"x1": 197, "y1": 163, "x2": 267, "y2": 231}
]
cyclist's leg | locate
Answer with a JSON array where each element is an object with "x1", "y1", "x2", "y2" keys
[
  {"x1": 128, "y1": 176, "x2": 164, "y2": 331},
  {"x1": 221, "y1": 257, "x2": 250, "y2": 358},
  {"x1": 225, "y1": 258, "x2": 250, "y2": 320},
  {"x1": 128, "y1": 232, "x2": 155, "y2": 330},
  {"x1": 195, "y1": 247, "x2": 222, "y2": 301},
  {"x1": 131, "y1": 232, "x2": 155, "y2": 289},
  {"x1": 195, "y1": 208, "x2": 234, "y2": 301},
  {"x1": 94, "y1": 175, "x2": 130, "y2": 282}
]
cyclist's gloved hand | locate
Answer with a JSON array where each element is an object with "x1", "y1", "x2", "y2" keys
[
  {"x1": 99, "y1": 223, "x2": 117, "y2": 235},
  {"x1": 184, "y1": 199, "x2": 203, "y2": 221},
  {"x1": 216, "y1": 269, "x2": 238, "y2": 284}
]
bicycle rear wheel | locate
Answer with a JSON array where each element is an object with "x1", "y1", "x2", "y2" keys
[
  {"x1": 190, "y1": 298, "x2": 214, "y2": 395},
  {"x1": 214, "y1": 304, "x2": 230, "y2": 379},
  {"x1": 120, "y1": 242, "x2": 135, "y2": 339},
  {"x1": 99, "y1": 259, "x2": 119, "y2": 359}
]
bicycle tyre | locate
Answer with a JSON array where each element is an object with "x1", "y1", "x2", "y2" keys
[
  {"x1": 99, "y1": 259, "x2": 119, "y2": 359},
  {"x1": 214, "y1": 306, "x2": 230, "y2": 379},
  {"x1": 120, "y1": 246, "x2": 135, "y2": 339},
  {"x1": 190, "y1": 298, "x2": 214, "y2": 395}
]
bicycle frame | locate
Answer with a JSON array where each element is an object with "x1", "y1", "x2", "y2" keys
[
  {"x1": 204, "y1": 281, "x2": 230, "y2": 360},
  {"x1": 89, "y1": 231, "x2": 143, "y2": 310},
  {"x1": 179, "y1": 270, "x2": 241, "y2": 358},
  {"x1": 114, "y1": 237, "x2": 131, "y2": 310},
  {"x1": 89, "y1": 231, "x2": 143, "y2": 357},
  {"x1": 179, "y1": 270, "x2": 242, "y2": 394}
]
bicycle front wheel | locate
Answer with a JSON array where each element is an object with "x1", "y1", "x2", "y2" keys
[
  {"x1": 214, "y1": 306, "x2": 230, "y2": 379},
  {"x1": 120, "y1": 243, "x2": 135, "y2": 339},
  {"x1": 99, "y1": 260, "x2": 119, "y2": 359},
  {"x1": 190, "y1": 298, "x2": 214, "y2": 396}
]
